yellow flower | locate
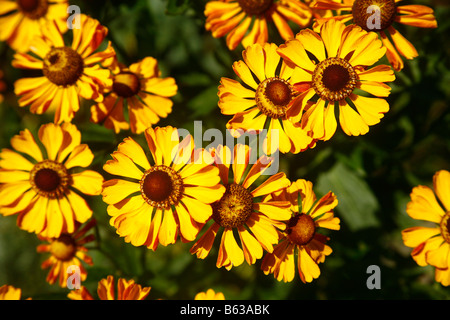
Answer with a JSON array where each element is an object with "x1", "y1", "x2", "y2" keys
[
  {"x1": 68, "y1": 275, "x2": 151, "y2": 300},
  {"x1": 312, "y1": 0, "x2": 438, "y2": 71},
  {"x1": 0, "y1": 123, "x2": 104, "y2": 238},
  {"x1": 261, "y1": 179, "x2": 340, "y2": 283},
  {"x1": 102, "y1": 126, "x2": 226, "y2": 250},
  {"x1": 402, "y1": 170, "x2": 450, "y2": 286},
  {"x1": 0, "y1": 0, "x2": 68, "y2": 52},
  {"x1": 37, "y1": 218, "x2": 96, "y2": 288},
  {"x1": 91, "y1": 57, "x2": 178, "y2": 134},
  {"x1": 195, "y1": 288, "x2": 226, "y2": 300},
  {"x1": 277, "y1": 19, "x2": 395, "y2": 141},
  {"x1": 12, "y1": 14, "x2": 116, "y2": 124},
  {"x1": 205, "y1": 0, "x2": 313, "y2": 50},
  {"x1": 0, "y1": 285, "x2": 29, "y2": 300},
  {"x1": 219, "y1": 42, "x2": 315, "y2": 155},
  {"x1": 190, "y1": 144, "x2": 292, "y2": 270}
]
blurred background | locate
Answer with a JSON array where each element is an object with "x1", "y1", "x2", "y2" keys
[{"x1": 0, "y1": 0, "x2": 449, "y2": 300}]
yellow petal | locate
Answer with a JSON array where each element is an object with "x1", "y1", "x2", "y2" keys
[
  {"x1": 433, "y1": 170, "x2": 450, "y2": 212},
  {"x1": 175, "y1": 202, "x2": 201, "y2": 242},
  {"x1": 338, "y1": 101, "x2": 369, "y2": 136},
  {"x1": 320, "y1": 19, "x2": 346, "y2": 58},
  {"x1": 222, "y1": 228, "x2": 244, "y2": 267},
  {"x1": 277, "y1": 38, "x2": 316, "y2": 72},
  {"x1": 298, "y1": 247, "x2": 321, "y2": 283},
  {"x1": 103, "y1": 151, "x2": 144, "y2": 181},
  {"x1": 340, "y1": 26, "x2": 385, "y2": 66},
  {"x1": 17, "y1": 196, "x2": 47, "y2": 234},
  {"x1": 45, "y1": 199, "x2": 64, "y2": 238},
  {"x1": 102, "y1": 179, "x2": 140, "y2": 205},
  {"x1": 57, "y1": 123, "x2": 82, "y2": 164},
  {"x1": 387, "y1": 26, "x2": 418, "y2": 60},
  {"x1": 71, "y1": 170, "x2": 104, "y2": 196},
  {"x1": 10, "y1": 129, "x2": 43, "y2": 163},
  {"x1": 232, "y1": 60, "x2": 259, "y2": 90},
  {"x1": 0, "y1": 181, "x2": 32, "y2": 208},
  {"x1": 232, "y1": 144, "x2": 250, "y2": 185},
  {"x1": 38, "y1": 123, "x2": 63, "y2": 161},
  {"x1": 246, "y1": 213, "x2": 279, "y2": 252},
  {"x1": 251, "y1": 172, "x2": 290, "y2": 198},
  {"x1": 426, "y1": 242, "x2": 450, "y2": 269},
  {"x1": 158, "y1": 209, "x2": 177, "y2": 246},
  {"x1": 238, "y1": 225, "x2": 263, "y2": 265},
  {"x1": 358, "y1": 64, "x2": 395, "y2": 83},
  {"x1": 64, "y1": 144, "x2": 94, "y2": 169},
  {"x1": 271, "y1": 10, "x2": 294, "y2": 41},
  {"x1": 350, "y1": 94, "x2": 389, "y2": 126},
  {"x1": 180, "y1": 195, "x2": 213, "y2": 224},
  {"x1": 190, "y1": 222, "x2": 220, "y2": 259},
  {"x1": 66, "y1": 190, "x2": 93, "y2": 224},
  {"x1": 183, "y1": 184, "x2": 225, "y2": 204},
  {"x1": 407, "y1": 185, "x2": 445, "y2": 223},
  {"x1": 219, "y1": 92, "x2": 257, "y2": 115},
  {"x1": 253, "y1": 201, "x2": 292, "y2": 221}
]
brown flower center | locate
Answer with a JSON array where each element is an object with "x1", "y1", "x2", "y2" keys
[
  {"x1": 312, "y1": 57, "x2": 358, "y2": 102},
  {"x1": 140, "y1": 165, "x2": 183, "y2": 209},
  {"x1": 352, "y1": 0, "x2": 397, "y2": 32},
  {"x1": 287, "y1": 213, "x2": 316, "y2": 245},
  {"x1": 440, "y1": 212, "x2": 450, "y2": 243},
  {"x1": 112, "y1": 72, "x2": 141, "y2": 98},
  {"x1": 238, "y1": 0, "x2": 273, "y2": 16},
  {"x1": 17, "y1": 0, "x2": 49, "y2": 19},
  {"x1": 43, "y1": 47, "x2": 84, "y2": 87},
  {"x1": 255, "y1": 77, "x2": 294, "y2": 119},
  {"x1": 30, "y1": 160, "x2": 70, "y2": 199},
  {"x1": 212, "y1": 183, "x2": 253, "y2": 229},
  {"x1": 50, "y1": 234, "x2": 77, "y2": 261}
]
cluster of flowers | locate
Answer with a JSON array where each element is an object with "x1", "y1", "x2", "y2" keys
[{"x1": 0, "y1": 0, "x2": 447, "y2": 300}]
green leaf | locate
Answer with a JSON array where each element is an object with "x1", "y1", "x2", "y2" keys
[{"x1": 316, "y1": 162, "x2": 380, "y2": 231}]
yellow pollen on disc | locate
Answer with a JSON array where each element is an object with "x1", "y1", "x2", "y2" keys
[
  {"x1": 30, "y1": 160, "x2": 70, "y2": 199},
  {"x1": 312, "y1": 57, "x2": 358, "y2": 102},
  {"x1": 440, "y1": 212, "x2": 450, "y2": 244},
  {"x1": 140, "y1": 165, "x2": 183, "y2": 210},
  {"x1": 112, "y1": 72, "x2": 141, "y2": 98},
  {"x1": 212, "y1": 183, "x2": 254, "y2": 229},
  {"x1": 287, "y1": 213, "x2": 316, "y2": 246},
  {"x1": 50, "y1": 234, "x2": 77, "y2": 261},
  {"x1": 43, "y1": 47, "x2": 84, "y2": 87},
  {"x1": 255, "y1": 77, "x2": 294, "y2": 119}
]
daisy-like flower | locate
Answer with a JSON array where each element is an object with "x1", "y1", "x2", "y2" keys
[
  {"x1": 219, "y1": 42, "x2": 315, "y2": 155},
  {"x1": 12, "y1": 14, "x2": 116, "y2": 124},
  {"x1": 91, "y1": 57, "x2": 177, "y2": 134},
  {"x1": 37, "y1": 218, "x2": 96, "y2": 288},
  {"x1": 277, "y1": 19, "x2": 395, "y2": 141},
  {"x1": 0, "y1": 123, "x2": 103, "y2": 238},
  {"x1": 190, "y1": 144, "x2": 292, "y2": 270},
  {"x1": 68, "y1": 275, "x2": 151, "y2": 300},
  {"x1": 102, "y1": 126, "x2": 226, "y2": 251},
  {"x1": 0, "y1": 285, "x2": 29, "y2": 300},
  {"x1": 0, "y1": 0, "x2": 68, "y2": 52},
  {"x1": 401, "y1": 170, "x2": 450, "y2": 286},
  {"x1": 204, "y1": 0, "x2": 313, "y2": 50},
  {"x1": 195, "y1": 288, "x2": 225, "y2": 300},
  {"x1": 312, "y1": 0, "x2": 438, "y2": 71},
  {"x1": 261, "y1": 179, "x2": 340, "y2": 283}
]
